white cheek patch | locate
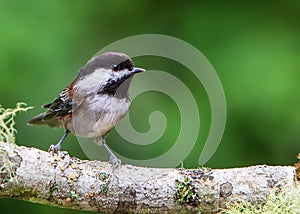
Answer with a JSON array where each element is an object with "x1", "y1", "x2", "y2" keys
[
  {"x1": 74, "y1": 68, "x2": 111, "y2": 91},
  {"x1": 74, "y1": 68, "x2": 132, "y2": 92}
]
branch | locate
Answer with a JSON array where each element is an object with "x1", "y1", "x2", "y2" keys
[{"x1": 0, "y1": 141, "x2": 298, "y2": 213}]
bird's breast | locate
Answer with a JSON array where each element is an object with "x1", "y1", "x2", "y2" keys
[{"x1": 69, "y1": 94, "x2": 131, "y2": 137}]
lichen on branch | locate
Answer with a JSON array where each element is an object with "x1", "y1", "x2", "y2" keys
[{"x1": 0, "y1": 102, "x2": 32, "y2": 144}]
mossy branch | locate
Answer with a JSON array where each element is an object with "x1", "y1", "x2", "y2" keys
[
  {"x1": 0, "y1": 104, "x2": 299, "y2": 213},
  {"x1": 0, "y1": 142, "x2": 299, "y2": 213}
]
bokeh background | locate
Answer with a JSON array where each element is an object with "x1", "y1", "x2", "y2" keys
[{"x1": 1, "y1": 0, "x2": 300, "y2": 213}]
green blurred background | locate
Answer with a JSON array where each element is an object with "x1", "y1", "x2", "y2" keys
[{"x1": 1, "y1": 0, "x2": 300, "y2": 213}]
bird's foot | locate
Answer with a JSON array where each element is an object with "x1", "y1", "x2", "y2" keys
[
  {"x1": 48, "y1": 144, "x2": 61, "y2": 155},
  {"x1": 109, "y1": 155, "x2": 122, "y2": 169},
  {"x1": 48, "y1": 131, "x2": 68, "y2": 155}
]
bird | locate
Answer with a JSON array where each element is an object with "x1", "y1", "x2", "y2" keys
[{"x1": 28, "y1": 52, "x2": 145, "y2": 166}]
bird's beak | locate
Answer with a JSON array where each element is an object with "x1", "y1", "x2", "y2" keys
[{"x1": 131, "y1": 67, "x2": 145, "y2": 74}]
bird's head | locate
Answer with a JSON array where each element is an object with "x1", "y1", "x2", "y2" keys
[{"x1": 75, "y1": 52, "x2": 145, "y2": 98}]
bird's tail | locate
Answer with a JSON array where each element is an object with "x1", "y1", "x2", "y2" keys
[
  {"x1": 28, "y1": 113, "x2": 61, "y2": 128},
  {"x1": 27, "y1": 113, "x2": 46, "y2": 125}
]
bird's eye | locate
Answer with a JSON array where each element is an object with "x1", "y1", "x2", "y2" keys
[
  {"x1": 113, "y1": 59, "x2": 134, "y2": 72},
  {"x1": 127, "y1": 65, "x2": 133, "y2": 71},
  {"x1": 112, "y1": 64, "x2": 120, "y2": 71}
]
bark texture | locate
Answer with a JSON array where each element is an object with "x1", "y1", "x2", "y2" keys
[{"x1": 0, "y1": 141, "x2": 298, "y2": 213}]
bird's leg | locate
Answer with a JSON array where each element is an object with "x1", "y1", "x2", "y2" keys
[
  {"x1": 95, "y1": 136, "x2": 121, "y2": 168},
  {"x1": 103, "y1": 140, "x2": 122, "y2": 167},
  {"x1": 48, "y1": 130, "x2": 70, "y2": 154}
]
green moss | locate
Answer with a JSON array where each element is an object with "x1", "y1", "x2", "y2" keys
[
  {"x1": 175, "y1": 178, "x2": 199, "y2": 206},
  {"x1": 99, "y1": 173, "x2": 108, "y2": 181},
  {"x1": 20, "y1": 187, "x2": 33, "y2": 195},
  {"x1": 13, "y1": 186, "x2": 38, "y2": 200},
  {"x1": 49, "y1": 183, "x2": 59, "y2": 192},
  {"x1": 101, "y1": 185, "x2": 108, "y2": 195},
  {"x1": 222, "y1": 188, "x2": 300, "y2": 214},
  {"x1": 70, "y1": 191, "x2": 79, "y2": 200}
]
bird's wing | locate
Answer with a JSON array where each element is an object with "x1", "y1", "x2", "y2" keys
[
  {"x1": 43, "y1": 87, "x2": 76, "y2": 119},
  {"x1": 28, "y1": 87, "x2": 77, "y2": 127}
]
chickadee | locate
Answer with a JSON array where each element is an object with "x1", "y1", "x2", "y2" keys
[{"x1": 28, "y1": 52, "x2": 145, "y2": 166}]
